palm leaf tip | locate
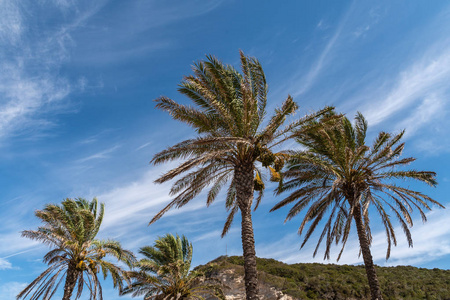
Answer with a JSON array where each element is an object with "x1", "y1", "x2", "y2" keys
[
  {"x1": 148, "y1": 51, "x2": 346, "y2": 299},
  {"x1": 274, "y1": 111, "x2": 444, "y2": 269},
  {"x1": 18, "y1": 197, "x2": 133, "y2": 300},
  {"x1": 126, "y1": 234, "x2": 222, "y2": 299}
]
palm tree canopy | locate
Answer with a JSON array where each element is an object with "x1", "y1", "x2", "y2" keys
[
  {"x1": 272, "y1": 112, "x2": 444, "y2": 260},
  {"x1": 140, "y1": 234, "x2": 193, "y2": 277},
  {"x1": 18, "y1": 198, "x2": 136, "y2": 300},
  {"x1": 121, "y1": 234, "x2": 224, "y2": 300},
  {"x1": 151, "y1": 51, "x2": 332, "y2": 235}
]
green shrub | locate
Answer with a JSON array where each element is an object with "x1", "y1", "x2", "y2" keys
[{"x1": 195, "y1": 256, "x2": 450, "y2": 299}]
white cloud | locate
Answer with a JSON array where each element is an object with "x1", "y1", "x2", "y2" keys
[
  {"x1": 50, "y1": 0, "x2": 76, "y2": 9},
  {"x1": 192, "y1": 228, "x2": 239, "y2": 243},
  {"x1": 293, "y1": 12, "x2": 349, "y2": 97},
  {"x1": 0, "y1": 248, "x2": 43, "y2": 271},
  {"x1": 86, "y1": 160, "x2": 241, "y2": 256},
  {"x1": 70, "y1": 0, "x2": 224, "y2": 66},
  {"x1": 316, "y1": 19, "x2": 328, "y2": 30},
  {"x1": 352, "y1": 7, "x2": 382, "y2": 38},
  {"x1": 0, "y1": 1, "x2": 111, "y2": 140},
  {"x1": 257, "y1": 206, "x2": 450, "y2": 267},
  {"x1": 0, "y1": 282, "x2": 27, "y2": 300},
  {"x1": 76, "y1": 145, "x2": 121, "y2": 163},
  {"x1": 288, "y1": 2, "x2": 379, "y2": 98},
  {"x1": 0, "y1": 0, "x2": 22, "y2": 45},
  {"x1": 0, "y1": 231, "x2": 39, "y2": 256},
  {"x1": 96, "y1": 166, "x2": 178, "y2": 232},
  {"x1": 396, "y1": 94, "x2": 445, "y2": 137},
  {"x1": 0, "y1": 69, "x2": 71, "y2": 138},
  {"x1": 136, "y1": 142, "x2": 152, "y2": 151},
  {"x1": 97, "y1": 169, "x2": 226, "y2": 238},
  {"x1": 363, "y1": 48, "x2": 450, "y2": 126},
  {"x1": 0, "y1": 259, "x2": 11, "y2": 270},
  {"x1": 0, "y1": 1, "x2": 76, "y2": 139}
]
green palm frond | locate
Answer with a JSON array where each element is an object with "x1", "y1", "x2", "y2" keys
[
  {"x1": 273, "y1": 112, "x2": 444, "y2": 260},
  {"x1": 122, "y1": 234, "x2": 224, "y2": 300},
  {"x1": 150, "y1": 51, "x2": 333, "y2": 236},
  {"x1": 18, "y1": 198, "x2": 136, "y2": 300}
]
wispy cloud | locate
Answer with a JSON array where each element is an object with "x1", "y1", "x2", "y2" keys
[
  {"x1": 70, "y1": 0, "x2": 224, "y2": 66},
  {"x1": 0, "y1": 0, "x2": 22, "y2": 45},
  {"x1": 0, "y1": 249, "x2": 40, "y2": 271},
  {"x1": 0, "y1": 282, "x2": 27, "y2": 299},
  {"x1": 76, "y1": 145, "x2": 121, "y2": 163},
  {"x1": 97, "y1": 171, "x2": 225, "y2": 236},
  {"x1": 94, "y1": 165, "x2": 180, "y2": 233},
  {"x1": 396, "y1": 94, "x2": 445, "y2": 137},
  {"x1": 316, "y1": 19, "x2": 328, "y2": 30},
  {"x1": 257, "y1": 206, "x2": 450, "y2": 267},
  {"x1": 0, "y1": 71, "x2": 71, "y2": 138},
  {"x1": 86, "y1": 161, "x2": 238, "y2": 256},
  {"x1": 352, "y1": 7, "x2": 383, "y2": 38},
  {"x1": 192, "y1": 228, "x2": 239, "y2": 243},
  {"x1": 136, "y1": 142, "x2": 152, "y2": 151},
  {"x1": 293, "y1": 26, "x2": 342, "y2": 97},
  {"x1": 0, "y1": 231, "x2": 40, "y2": 270},
  {"x1": 292, "y1": 3, "x2": 355, "y2": 97},
  {"x1": 324, "y1": 5, "x2": 450, "y2": 155},
  {"x1": 0, "y1": 259, "x2": 11, "y2": 270},
  {"x1": 0, "y1": 0, "x2": 90, "y2": 140},
  {"x1": 363, "y1": 47, "x2": 450, "y2": 126}
]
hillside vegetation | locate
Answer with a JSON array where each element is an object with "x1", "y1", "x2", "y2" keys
[{"x1": 196, "y1": 256, "x2": 450, "y2": 300}]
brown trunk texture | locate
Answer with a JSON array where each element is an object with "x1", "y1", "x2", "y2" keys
[
  {"x1": 62, "y1": 262, "x2": 78, "y2": 300},
  {"x1": 235, "y1": 164, "x2": 260, "y2": 300},
  {"x1": 353, "y1": 203, "x2": 383, "y2": 300}
]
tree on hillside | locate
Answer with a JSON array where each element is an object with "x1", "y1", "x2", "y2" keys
[
  {"x1": 149, "y1": 51, "x2": 331, "y2": 300},
  {"x1": 18, "y1": 198, "x2": 136, "y2": 300},
  {"x1": 121, "y1": 233, "x2": 224, "y2": 300},
  {"x1": 271, "y1": 113, "x2": 444, "y2": 300}
]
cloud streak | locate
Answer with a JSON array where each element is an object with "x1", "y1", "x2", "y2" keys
[
  {"x1": 0, "y1": 0, "x2": 106, "y2": 140},
  {"x1": 257, "y1": 206, "x2": 450, "y2": 267},
  {"x1": 69, "y1": 0, "x2": 224, "y2": 66},
  {"x1": 292, "y1": 2, "x2": 355, "y2": 97},
  {"x1": 0, "y1": 259, "x2": 12, "y2": 270},
  {"x1": 363, "y1": 47, "x2": 450, "y2": 126},
  {"x1": 0, "y1": 282, "x2": 27, "y2": 299},
  {"x1": 396, "y1": 94, "x2": 445, "y2": 137},
  {"x1": 76, "y1": 145, "x2": 121, "y2": 163},
  {"x1": 0, "y1": 0, "x2": 22, "y2": 45}
]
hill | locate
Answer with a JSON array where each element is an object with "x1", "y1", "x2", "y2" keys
[{"x1": 195, "y1": 256, "x2": 450, "y2": 299}]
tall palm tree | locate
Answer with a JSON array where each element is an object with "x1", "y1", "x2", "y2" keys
[
  {"x1": 271, "y1": 113, "x2": 444, "y2": 300},
  {"x1": 18, "y1": 198, "x2": 136, "y2": 300},
  {"x1": 150, "y1": 51, "x2": 331, "y2": 300},
  {"x1": 121, "y1": 233, "x2": 224, "y2": 300}
]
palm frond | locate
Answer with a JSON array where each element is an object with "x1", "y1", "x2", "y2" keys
[
  {"x1": 19, "y1": 198, "x2": 135, "y2": 300},
  {"x1": 273, "y1": 112, "x2": 443, "y2": 262}
]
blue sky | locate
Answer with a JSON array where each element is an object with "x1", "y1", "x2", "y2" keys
[{"x1": 1, "y1": 0, "x2": 450, "y2": 299}]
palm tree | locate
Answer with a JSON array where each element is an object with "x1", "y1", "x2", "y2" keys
[
  {"x1": 121, "y1": 233, "x2": 224, "y2": 300},
  {"x1": 150, "y1": 51, "x2": 331, "y2": 300},
  {"x1": 271, "y1": 113, "x2": 444, "y2": 300},
  {"x1": 18, "y1": 198, "x2": 136, "y2": 300}
]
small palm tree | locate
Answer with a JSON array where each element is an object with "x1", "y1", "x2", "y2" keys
[
  {"x1": 121, "y1": 234, "x2": 224, "y2": 300},
  {"x1": 271, "y1": 113, "x2": 444, "y2": 300},
  {"x1": 18, "y1": 198, "x2": 136, "y2": 300},
  {"x1": 150, "y1": 51, "x2": 331, "y2": 300}
]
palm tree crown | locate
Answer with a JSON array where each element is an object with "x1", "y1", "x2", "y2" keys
[
  {"x1": 18, "y1": 198, "x2": 136, "y2": 300},
  {"x1": 272, "y1": 113, "x2": 444, "y2": 300},
  {"x1": 121, "y1": 234, "x2": 224, "y2": 300},
  {"x1": 150, "y1": 51, "x2": 331, "y2": 300}
]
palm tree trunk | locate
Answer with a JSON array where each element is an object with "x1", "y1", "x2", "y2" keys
[
  {"x1": 62, "y1": 262, "x2": 78, "y2": 300},
  {"x1": 235, "y1": 164, "x2": 259, "y2": 300},
  {"x1": 353, "y1": 203, "x2": 383, "y2": 300}
]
